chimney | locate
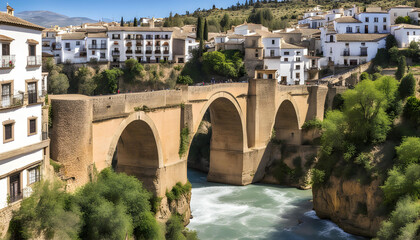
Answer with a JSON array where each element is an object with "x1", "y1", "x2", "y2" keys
[{"x1": 7, "y1": 5, "x2": 14, "y2": 16}]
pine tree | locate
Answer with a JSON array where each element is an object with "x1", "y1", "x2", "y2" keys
[
  {"x1": 250, "y1": 0, "x2": 254, "y2": 5},
  {"x1": 120, "y1": 17, "x2": 124, "y2": 27},
  {"x1": 196, "y1": 17, "x2": 202, "y2": 40},
  {"x1": 245, "y1": 0, "x2": 248, "y2": 7},
  {"x1": 203, "y1": 18, "x2": 209, "y2": 41},
  {"x1": 395, "y1": 56, "x2": 406, "y2": 80},
  {"x1": 133, "y1": 17, "x2": 137, "y2": 27}
]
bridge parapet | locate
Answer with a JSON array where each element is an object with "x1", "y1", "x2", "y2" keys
[{"x1": 188, "y1": 83, "x2": 249, "y2": 102}]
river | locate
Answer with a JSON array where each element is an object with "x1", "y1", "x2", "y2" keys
[{"x1": 187, "y1": 168, "x2": 366, "y2": 240}]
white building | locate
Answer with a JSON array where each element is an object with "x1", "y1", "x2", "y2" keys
[
  {"x1": 388, "y1": 5, "x2": 416, "y2": 24},
  {"x1": 108, "y1": 26, "x2": 173, "y2": 64},
  {"x1": 391, "y1": 24, "x2": 420, "y2": 48},
  {"x1": 58, "y1": 32, "x2": 87, "y2": 64},
  {"x1": 0, "y1": 5, "x2": 48, "y2": 210}
]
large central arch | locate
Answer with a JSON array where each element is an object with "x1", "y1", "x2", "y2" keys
[
  {"x1": 190, "y1": 92, "x2": 248, "y2": 185},
  {"x1": 107, "y1": 112, "x2": 164, "y2": 194}
]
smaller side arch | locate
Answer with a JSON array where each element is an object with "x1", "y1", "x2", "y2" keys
[{"x1": 272, "y1": 96, "x2": 302, "y2": 145}]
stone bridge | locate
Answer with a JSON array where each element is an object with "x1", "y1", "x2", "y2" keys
[{"x1": 50, "y1": 73, "x2": 328, "y2": 196}]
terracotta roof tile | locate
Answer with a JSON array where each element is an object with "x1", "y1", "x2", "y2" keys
[
  {"x1": 0, "y1": 34, "x2": 14, "y2": 42},
  {"x1": 335, "y1": 17, "x2": 362, "y2": 23},
  {"x1": 0, "y1": 12, "x2": 44, "y2": 30},
  {"x1": 336, "y1": 33, "x2": 388, "y2": 42}
]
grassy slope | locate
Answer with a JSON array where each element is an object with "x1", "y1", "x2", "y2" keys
[{"x1": 167, "y1": 0, "x2": 411, "y2": 31}]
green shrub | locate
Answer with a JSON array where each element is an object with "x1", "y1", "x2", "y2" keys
[
  {"x1": 311, "y1": 169, "x2": 326, "y2": 186},
  {"x1": 49, "y1": 159, "x2": 62, "y2": 173},
  {"x1": 166, "y1": 182, "x2": 192, "y2": 202},
  {"x1": 177, "y1": 75, "x2": 193, "y2": 85},
  {"x1": 386, "y1": 35, "x2": 398, "y2": 51},
  {"x1": 301, "y1": 119, "x2": 322, "y2": 131},
  {"x1": 376, "y1": 196, "x2": 420, "y2": 240},
  {"x1": 399, "y1": 73, "x2": 416, "y2": 99},
  {"x1": 396, "y1": 137, "x2": 420, "y2": 166},
  {"x1": 359, "y1": 72, "x2": 370, "y2": 81},
  {"x1": 166, "y1": 215, "x2": 186, "y2": 240},
  {"x1": 381, "y1": 163, "x2": 420, "y2": 203},
  {"x1": 179, "y1": 127, "x2": 190, "y2": 157},
  {"x1": 174, "y1": 65, "x2": 183, "y2": 71},
  {"x1": 404, "y1": 97, "x2": 420, "y2": 124},
  {"x1": 354, "y1": 152, "x2": 374, "y2": 172}
]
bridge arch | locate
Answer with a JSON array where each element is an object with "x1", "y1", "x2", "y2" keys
[
  {"x1": 106, "y1": 112, "x2": 164, "y2": 193},
  {"x1": 189, "y1": 91, "x2": 248, "y2": 184},
  {"x1": 272, "y1": 97, "x2": 302, "y2": 145}
]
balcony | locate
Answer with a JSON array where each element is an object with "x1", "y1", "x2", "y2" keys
[
  {"x1": 155, "y1": 50, "x2": 161, "y2": 54},
  {"x1": 89, "y1": 44, "x2": 107, "y2": 49},
  {"x1": 135, "y1": 50, "x2": 142, "y2": 54},
  {"x1": 155, "y1": 41, "x2": 161, "y2": 46},
  {"x1": 360, "y1": 52, "x2": 368, "y2": 56},
  {"x1": 126, "y1": 50, "x2": 133, "y2": 54},
  {"x1": 112, "y1": 36, "x2": 121, "y2": 40},
  {"x1": 27, "y1": 55, "x2": 41, "y2": 67},
  {"x1": 163, "y1": 36, "x2": 170, "y2": 40},
  {"x1": 9, "y1": 193, "x2": 23, "y2": 203},
  {"x1": 0, "y1": 55, "x2": 16, "y2": 69},
  {"x1": 125, "y1": 36, "x2": 134, "y2": 40},
  {"x1": 155, "y1": 35, "x2": 161, "y2": 39},
  {"x1": 163, "y1": 50, "x2": 169, "y2": 54},
  {"x1": 112, "y1": 50, "x2": 120, "y2": 56},
  {"x1": 145, "y1": 50, "x2": 152, "y2": 54},
  {"x1": 1, "y1": 93, "x2": 24, "y2": 109},
  {"x1": 136, "y1": 36, "x2": 144, "y2": 40},
  {"x1": 136, "y1": 42, "x2": 143, "y2": 47}
]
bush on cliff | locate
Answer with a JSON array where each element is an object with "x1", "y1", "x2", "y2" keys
[{"x1": 7, "y1": 169, "x2": 164, "y2": 240}]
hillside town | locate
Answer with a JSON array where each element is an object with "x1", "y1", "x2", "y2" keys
[{"x1": 1, "y1": 1, "x2": 420, "y2": 240}]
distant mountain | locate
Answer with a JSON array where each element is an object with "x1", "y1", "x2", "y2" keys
[{"x1": 16, "y1": 11, "x2": 99, "y2": 27}]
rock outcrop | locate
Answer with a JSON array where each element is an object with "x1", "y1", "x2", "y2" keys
[
  {"x1": 156, "y1": 192, "x2": 192, "y2": 225},
  {"x1": 313, "y1": 176, "x2": 385, "y2": 237}
]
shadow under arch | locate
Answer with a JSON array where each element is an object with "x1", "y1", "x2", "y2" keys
[
  {"x1": 188, "y1": 91, "x2": 248, "y2": 185},
  {"x1": 273, "y1": 98, "x2": 301, "y2": 145},
  {"x1": 107, "y1": 112, "x2": 164, "y2": 194}
]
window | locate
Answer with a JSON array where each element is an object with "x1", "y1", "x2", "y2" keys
[
  {"x1": 365, "y1": 17, "x2": 369, "y2": 22},
  {"x1": 296, "y1": 73, "x2": 300, "y2": 79},
  {"x1": 374, "y1": 17, "x2": 378, "y2": 22},
  {"x1": 65, "y1": 42, "x2": 70, "y2": 49},
  {"x1": 407, "y1": 31, "x2": 410, "y2": 36},
  {"x1": 296, "y1": 57, "x2": 301, "y2": 62},
  {"x1": 374, "y1": 26, "x2": 378, "y2": 33},
  {"x1": 268, "y1": 74, "x2": 273, "y2": 79},
  {"x1": 345, "y1": 43, "x2": 349, "y2": 46},
  {"x1": 330, "y1": 47, "x2": 332, "y2": 53},
  {"x1": 346, "y1": 26, "x2": 353, "y2": 33},
  {"x1": 270, "y1": 50, "x2": 275, "y2": 57},
  {"x1": 295, "y1": 65, "x2": 301, "y2": 70},
  {"x1": 356, "y1": 26, "x2": 360, "y2": 33},
  {"x1": 255, "y1": 53, "x2": 259, "y2": 58},
  {"x1": 92, "y1": 50, "x2": 96, "y2": 55},
  {"x1": 28, "y1": 117, "x2": 37, "y2": 135},
  {"x1": 383, "y1": 25, "x2": 387, "y2": 31},
  {"x1": 1, "y1": 83, "x2": 11, "y2": 107},
  {"x1": 29, "y1": 45, "x2": 36, "y2": 56},
  {"x1": 330, "y1": 35, "x2": 334, "y2": 42},
  {"x1": 383, "y1": 17, "x2": 387, "y2": 22},
  {"x1": 284, "y1": 51, "x2": 289, "y2": 55},
  {"x1": 284, "y1": 58, "x2": 288, "y2": 62},
  {"x1": 9, "y1": 173, "x2": 21, "y2": 203},
  {"x1": 361, "y1": 42, "x2": 366, "y2": 46},
  {"x1": 296, "y1": 51, "x2": 301, "y2": 55},
  {"x1": 100, "y1": 52, "x2": 105, "y2": 59},
  {"x1": 3, "y1": 120, "x2": 14, "y2": 143},
  {"x1": 27, "y1": 82, "x2": 37, "y2": 104},
  {"x1": 2, "y1": 43, "x2": 10, "y2": 55},
  {"x1": 76, "y1": 41, "x2": 80, "y2": 46},
  {"x1": 28, "y1": 166, "x2": 40, "y2": 185},
  {"x1": 272, "y1": 39, "x2": 275, "y2": 44},
  {"x1": 414, "y1": 31, "x2": 416, "y2": 35}
]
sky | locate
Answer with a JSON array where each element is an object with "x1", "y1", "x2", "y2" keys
[{"x1": 3, "y1": 0, "x2": 246, "y2": 20}]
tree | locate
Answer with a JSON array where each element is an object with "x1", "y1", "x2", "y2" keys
[
  {"x1": 395, "y1": 56, "x2": 406, "y2": 80},
  {"x1": 76, "y1": 66, "x2": 96, "y2": 96},
  {"x1": 220, "y1": 13, "x2": 231, "y2": 32},
  {"x1": 48, "y1": 69, "x2": 69, "y2": 94},
  {"x1": 386, "y1": 35, "x2": 398, "y2": 51},
  {"x1": 177, "y1": 75, "x2": 193, "y2": 85},
  {"x1": 196, "y1": 16, "x2": 203, "y2": 40},
  {"x1": 416, "y1": 0, "x2": 420, "y2": 8},
  {"x1": 396, "y1": 137, "x2": 420, "y2": 166},
  {"x1": 388, "y1": 46, "x2": 400, "y2": 64},
  {"x1": 94, "y1": 68, "x2": 123, "y2": 94},
  {"x1": 133, "y1": 17, "x2": 137, "y2": 26},
  {"x1": 359, "y1": 72, "x2": 370, "y2": 81},
  {"x1": 342, "y1": 79, "x2": 391, "y2": 144},
  {"x1": 395, "y1": 16, "x2": 412, "y2": 24},
  {"x1": 120, "y1": 17, "x2": 124, "y2": 26},
  {"x1": 399, "y1": 73, "x2": 416, "y2": 99},
  {"x1": 123, "y1": 58, "x2": 144, "y2": 82},
  {"x1": 404, "y1": 96, "x2": 420, "y2": 124},
  {"x1": 374, "y1": 76, "x2": 399, "y2": 107},
  {"x1": 203, "y1": 18, "x2": 209, "y2": 41}
]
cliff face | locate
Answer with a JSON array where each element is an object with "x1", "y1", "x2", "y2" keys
[
  {"x1": 313, "y1": 176, "x2": 385, "y2": 237},
  {"x1": 156, "y1": 192, "x2": 192, "y2": 225}
]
